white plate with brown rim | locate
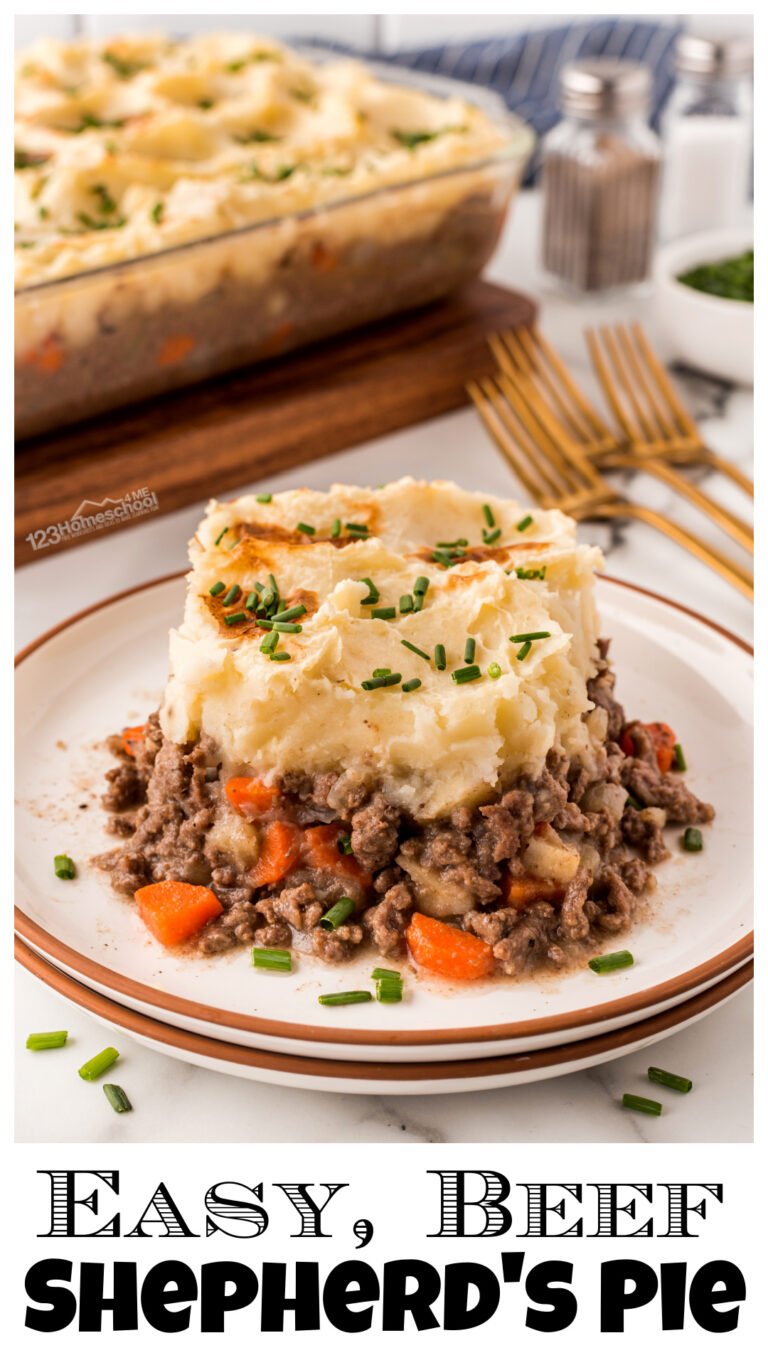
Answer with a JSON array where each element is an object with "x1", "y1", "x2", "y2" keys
[
  {"x1": 16, "y1": 936, "x2": 753, "y2": 1096},
  {"x1": 15, "y1": 573, "x2": 752, "y2": 1063}
]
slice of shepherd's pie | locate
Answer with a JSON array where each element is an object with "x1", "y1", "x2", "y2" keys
[{"x1": 98, "y1": 478, "x2": 713, "y2": 980}]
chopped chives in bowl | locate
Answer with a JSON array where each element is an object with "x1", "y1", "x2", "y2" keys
[
  {"x1": 318, "y1": 990, "x2": 373, "y2": 1007},
  {"x1": 78, "y1": 1046, "x2": 119, "y2": 1081},
  {"x1": 251, "y1": 947, "x2": 292, "y2": 971},
  {"x1": 622, "y1": 1093, "x2": 662, "y2": 1117},
  {"x1": 588, "y1": 950, "x2": 634, "y2": 974},
  {"x1": 103, "y1": 1083, "x2": 132, "y2": 1113},
  {"x1": 647, "y1": 1066, "x2": 693, "y2": 1093},
  {"x1": 54, "y1": 854, "x2": 76, "y2": 880},
  {"x1": 319, "y1": 897, "x2": 357, "y2": 930},
  {"x1": 26, "y1": 1030, "x2": 68, "y2": 1051}
]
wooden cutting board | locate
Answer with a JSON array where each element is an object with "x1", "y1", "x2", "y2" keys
[{"x1": 15, "y1": 280, "x2": 535, "y2": 566}]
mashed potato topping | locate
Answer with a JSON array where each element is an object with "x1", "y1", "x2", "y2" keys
[
  {"x1": 161, "y1": 479, "x2": 603, "y2": 820},
  {"x1": 15, "y1": 32, "x2": 513, "y2": 287}
]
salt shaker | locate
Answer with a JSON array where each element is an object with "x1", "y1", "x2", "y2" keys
[
  {"x1": 660, "y1": 34, "x2": 753, "y2": 240},
  {"x1": 541, "y1": 60, "x2": 661, "y2": 293}
]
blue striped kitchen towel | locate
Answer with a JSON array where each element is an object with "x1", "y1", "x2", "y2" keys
[{"x1": 304, "y1": 18, "x2": 683, "y2": 182}]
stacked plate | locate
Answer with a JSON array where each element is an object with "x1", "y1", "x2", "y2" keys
[{"x1": 15, "y1": 575, "x2": 753, "y2": 1095}]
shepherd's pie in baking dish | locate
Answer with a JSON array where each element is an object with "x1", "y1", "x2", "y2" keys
[{"x1": 98, "y1": 479, "x2": 714, "y2": 979}]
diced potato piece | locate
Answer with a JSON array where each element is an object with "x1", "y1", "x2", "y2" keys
[
  {"x1": 396, "y1": 852, "x2": 475, "y2": 918},
  {"x1": 522, "y1": 829, "x2": 580, "y2": 884}
]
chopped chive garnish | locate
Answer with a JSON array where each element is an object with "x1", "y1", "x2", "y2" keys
[
  {"x1": 359, "y1": 577, "x2": 379, "y2": 605},
  {"x1": 245, "y1": 591, "x2": 259, "y2": 611},
  {"x1": 402, "y1": 678, "x2": 422, "y2": 693},
  {"x1": 271, "y1": 651, "x2": 291, "y2": 661},
  {"x1": 214, "y1": 526, "x2": 229, "y2": 545},
  {"x1": 516, "y1": 514, "x2": 534, "y2": 532},
  {"x1": 401, "y1": 639, "x2": 430, "y2": 662},
  {"x1": 338, "y1": 834, "x2": 353, "y2": 855},
  {"x1": 622, "y1": 1093, "x2": 662, "y2": 1117},
  {"x1": 648, "y1": 1066, "x2": 693, "y2": 1093},
  {"x1": 26, "y1": 1031, "x2": 68, "y2": 1051},
  {"x1": 509, "y1": 631, "x2": 552, "y2": 643},
  {"x1": 319, "y1": 896, "x2": 357, "y2": 930},
  {"x1": 371, "y1": 606, "x2": 397, "y2": 620},
  {"x1": 488, "y1": 662, "x2": 502, "y2": 679},
  {"x1": 588, "y1": 950, "x2": 634, "y2": 974},
  {"x1": 252, "y1": 947, "x2": 292, "y2": 972},
  {"x1": 376, "y1": 978, "x2": 403, "y2": 1003},
  {"x1": 625, "y1": 792, "x2": 643, "y2": 810},
  {"x1": 103, "y1": 1083, "x2": 132, "y2": 1113},
  {"x1": 516, "y1": 640, "x2": 532, "y2": 661},
  {"x1": 361, "y1": 672, "x2": 402, "y2": 691},
  {"x1": 296, "y1": 522, "x2": 315, "y2": 536},
  {"x1": 435, "y1": 644, "x2": 447, "y2": 670},
  {"x1": 78, "y1": 1047, "x2": 119, "y2": 1081},
  {"x1": 272, "y1": 604, "x2": 307, "y2": 622},
  {"x1": 452, "y1": 664, "x2": 482, "y2": 684},
  {"x1": 414, "y1": 575, "x2": 429, "y2": 597},
  {"x1": 222, "y1": 584, "x2": 240, "y2": 606},
  {"x1": 515, "y1": 565, "x2": 547, "y2": 580},
  {"x1": 464, "y1": 637, "x2": 476, "y2": 664},
  {"x1": 346, "y1": 529, "x2": 370, "y2": 540},
  {"x1": 372, "y1": 667, "x2": 392, "y2": 678},
  {"x1": 224, "y1": 612, "x2": 247, "y2": 626},
  {"x1": 400, "y1": 594, "x2": 414, "y2": 613},
  {"x1": 269, "y1": 573, "x2": 279, "y2": 596},
  {"x1": 318, "y1": 991, "x2": 373, "y2": 1006},
  {"x1": 482, "y1": 502, "x2": 495, "y2": 528},
  {"x1": 437, "y1": 539, "x2": 469, "y2": 548},
  {"x1": 256, "y1": 493, "x2": 272, "y2": 503},
  {"x1": 209, "y1": 581, "x2": 226, "y2": 597},
  {"x1": 256, "y1": 619, "x2": 302, "y2": 633},
  {"x1": 483, "y1": 527, "x2": 502, "y2": 545},
  {"x1": 54, "y1": 854, "x2": 76, "y2": 880},
  {"x1": 682, "y1": 827, "x2": 703, "y2": 852},
  {"x1": 371, "y1": 967, "x2": 402, "y2": 981},
  {"x1": 260, "y1": 630, "x2": 279, "y2": 653},
  {"x1": 345, "y1": 521, "x2": 368, "y2": 533},
  {"x1": 432, "y1": 550, "x2": 453, "y2": 567},
  {"x1": 673, "y1": 743, "x2": 687, "y2": 772}
]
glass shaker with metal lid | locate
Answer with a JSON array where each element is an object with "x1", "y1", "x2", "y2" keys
[
  {"x1": 660, "y1": 33, "x2": 753, "y2": 239},
  {"x1": 541, "y1": 59, "x2": 661, "y2": 292}
]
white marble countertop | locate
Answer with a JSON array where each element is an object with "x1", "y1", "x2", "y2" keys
[{"x1": 15, "y1": 191, "x2": 753, "y2": 1143}]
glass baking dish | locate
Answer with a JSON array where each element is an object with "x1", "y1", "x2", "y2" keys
[{"x1": 15, "y1": 63, "x2": 533, "y2": 440}]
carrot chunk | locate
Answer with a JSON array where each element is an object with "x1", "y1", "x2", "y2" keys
[
  {"x1": 406, "y1": 911, "x2": 494, "y2": 981},
  {"x1": 122, "y1": 724, "x2": 146, "y2": 757},
  {"x1": 303, "y1": 824, "x2": 371, "y2": 887},
  {"x1": 251, "y1": 821, "x2": 302, "y2": 889},
  {"x1": 134, "y1": 881, "x2": 223, "y2": 947},
  {"x1": 501, "y1": 872, "x2": 565, "y2": 910},
  {"x1": 621, "y1": 722, "x2": 677, "y2": 774},
  {"x1": 225, "y1": 776, "x2": 281, "y2": 821}
]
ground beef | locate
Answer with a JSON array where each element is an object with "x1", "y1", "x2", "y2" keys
[
  {"x1": 588, "y1": 639, "x2": 626, "y2": 741},
  {"x1": 621, "y1": 723, "x2": 715, "y2": 825},
  {"x1": 97, "y1": 648, "x2": 715, "y2": 976}
]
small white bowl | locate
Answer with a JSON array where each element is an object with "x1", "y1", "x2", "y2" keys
[{"x1": 654, "y1": 228, "x2": 753, "y2": 386}]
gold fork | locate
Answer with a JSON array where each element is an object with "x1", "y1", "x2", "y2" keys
[
  {"x1": 468, "y1": 373, "x2": 754, "y2": 600},
  {"x1": 491, "y1": 326, "x2": 753, "y2": 553}
]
